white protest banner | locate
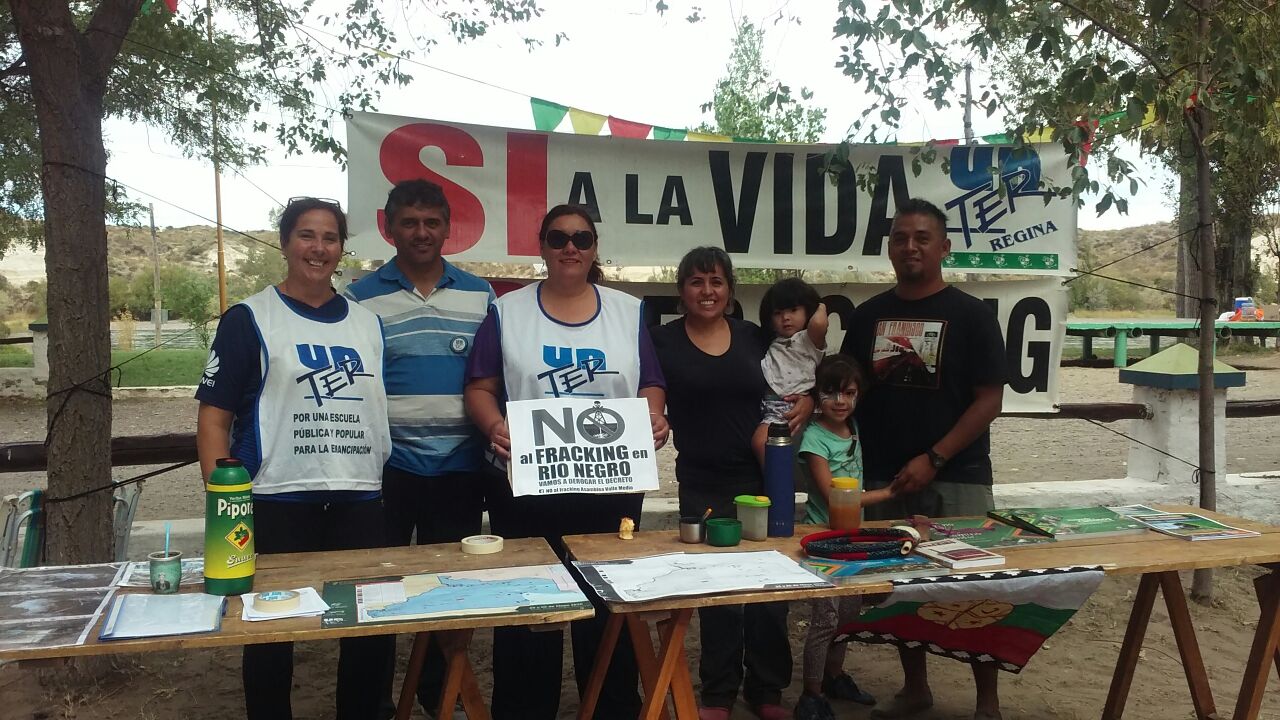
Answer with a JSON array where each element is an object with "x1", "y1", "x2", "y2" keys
[
  {"x1": 467, "y1": 278, "x2": 1064, "y2": 414},
  {"x1": 347, "y1": 112, "x2": 1077, "y2": 275},
  {"x1": 506, "y1": 397, "x2": 660, "y2": 497}
]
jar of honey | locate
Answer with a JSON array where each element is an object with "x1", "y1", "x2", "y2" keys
[{"x1": 828, "y1": 476, "x2": 862, "y2": 531}]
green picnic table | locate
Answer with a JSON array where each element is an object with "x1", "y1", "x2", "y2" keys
[{"x1": 1067, "y1": 319, "x2": 1280, "y2": 367}]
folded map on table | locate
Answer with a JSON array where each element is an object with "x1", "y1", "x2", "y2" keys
[{"x1": 321, "y1": 563, "x2": 591, "y2": 627}]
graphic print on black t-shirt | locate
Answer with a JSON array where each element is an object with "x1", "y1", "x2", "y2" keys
[{"x1": 871, "y1": 319, "x2": 946, "y2": 389}]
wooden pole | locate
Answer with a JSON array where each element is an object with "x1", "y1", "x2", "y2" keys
[
  {"x1": 207, "y1": 0, "x2": 227, "y2": 313},
  {"x1": 1190, "y1": 0, "x2": 1217, "y2": 602},
  {"x1": 150, "y1": 203, "x2": 161, "y2": 348}
]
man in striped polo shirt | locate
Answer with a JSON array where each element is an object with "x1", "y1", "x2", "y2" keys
[{"x1": 345, "y1": 179, "x2": 495, "y2": 715}]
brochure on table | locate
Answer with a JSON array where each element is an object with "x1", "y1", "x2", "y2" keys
[
  {"x1": 1111, "y1": 505, "x2": 1260, "y2": 540},
  {"x1": 988, "y1": 506, "x2": 1148, "y2": 539}
]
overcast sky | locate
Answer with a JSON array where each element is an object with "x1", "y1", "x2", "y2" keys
[{"x1": 101, "y1": 0, "x2": 1174, "y2": 238}]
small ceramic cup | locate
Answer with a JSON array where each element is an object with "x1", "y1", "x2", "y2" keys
[
  {"x1": 706, "y1": 518, "x2": 743, "y2": 547},
  {"x1": 678, "y1": 517, "x2": 706, "y2": 543},
  {"x1": 148, "y1": 550, "x2": 182, "y2": 594}
]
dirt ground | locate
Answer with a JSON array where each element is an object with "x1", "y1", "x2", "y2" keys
[
  {"x1": 3, "y1": 351, "x2": 1280, "y2": 719},
  {"x1": 4, "y1": 350, "x2": 1280, "y2": 520},
  {"x1": 3, "y1": 567, "x2": 1278, "y2": 719}
]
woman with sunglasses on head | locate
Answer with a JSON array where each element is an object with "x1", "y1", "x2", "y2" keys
[
  {"x1": 195, "y1": 197, "x2": 392, "y2": 720},
  {"x1": 464, "y1": 204, "x2": 669, "y2": 720}
]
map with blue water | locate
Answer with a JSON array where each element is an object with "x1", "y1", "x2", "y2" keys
[{"x1": 342, "y1": 564, "x2": 591, "y2": 624}]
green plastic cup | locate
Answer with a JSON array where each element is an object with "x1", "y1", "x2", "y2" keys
[{"x1": 706, "y1": 518, "x2": 743, "y2": 547}]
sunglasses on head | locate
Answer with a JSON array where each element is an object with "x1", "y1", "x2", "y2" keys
[
  {"x1": 287, "y1": 196, "x2": 343, "y2": 210},
  {"x1": 544, "y1": 229, "x2": 596, "y2": 251}
]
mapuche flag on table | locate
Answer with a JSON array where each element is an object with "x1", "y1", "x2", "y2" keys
[{"x1": 835, "y1": 566, "x2": 1105, "y2": 672}]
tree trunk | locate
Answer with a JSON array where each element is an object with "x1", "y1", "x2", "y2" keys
[
  {"x1": 12, "y1": 0, "x2": 140, "y2": 564},
  {"x1": 1216, "y1": 218, "x2": 1256, "y2": 307},
  {"x1": 1231, "y1": 224, "x2": 1255, "y2": 300},
  {"x1": 1189, "y1": 0, "x2": 1217, "y2": 602},
  {"x1": 1176, "y1": 163, "x2": 1197, "y2": 318}
]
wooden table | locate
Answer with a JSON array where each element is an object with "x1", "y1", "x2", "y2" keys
[
  {"x1": 0, "y1": 537, "x2": 594, "y2": 720},
  {"x1": 564, "y1": 505, "x2": 1280, "y2": 720}
]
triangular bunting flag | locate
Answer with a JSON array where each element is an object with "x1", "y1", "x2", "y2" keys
[
  {"x1": 653, "y1": 127, "x2": 687, "y2": 141},
  {"x1": 530, "y1": 98, "x2": 569, "y2": 132},
  {"x1": 568, "y1": 108, "x2": 607, "y2": 136},
  {"x1": 1074, "y1": 119, "x2": 1099, "y2": 166},
  {"x1": 141, "y1": 0, "x2": 178, "y2": 15},
  {"x1": 686, "y1": 131, "x2": 732, "y2": 143},
  {"x1": 1023, "y1": 127, "x2": 1055, "y2": 143},
  {"x1": 608, "y1": 116, "x2": 653, "y2": 139}
]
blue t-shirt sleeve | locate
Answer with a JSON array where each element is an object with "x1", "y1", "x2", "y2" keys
[
  {"x1": 637, "y1": 319, "x2": 666, "y2": 390},
  {"x1": 195, "y1": 304, "x2": 261, "y2": 411},
  {"x1": 465, "y1": 307, "x2": 504, "y2": 382}
]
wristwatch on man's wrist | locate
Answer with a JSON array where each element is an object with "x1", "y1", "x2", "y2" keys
[{"x1": 926, "y1": 448, "x2": 947, "y2": 469}]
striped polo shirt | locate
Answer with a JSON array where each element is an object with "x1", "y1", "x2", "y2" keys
[{"x1": 345, "y1": 259, "x2": 495, "y2": 477}]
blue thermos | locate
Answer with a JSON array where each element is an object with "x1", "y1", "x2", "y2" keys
[{"x1": 763, "y1": 422, "x2": 794, "y2": 537}]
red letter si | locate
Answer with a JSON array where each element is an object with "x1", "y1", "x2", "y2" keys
[{"x1": 377, "y1": 123, "x2": 484, "y2": 254}]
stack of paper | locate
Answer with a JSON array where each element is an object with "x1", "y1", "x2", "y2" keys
[
  {"x1": 99, "y1": 593, "x2": 225, "y2": 640},
  {"x1": 240, "y1": 587, "x2": 329, "y2": 622},
  {"x1": 1112, "y1": 505, "x2": 1261, "y2": 541}
]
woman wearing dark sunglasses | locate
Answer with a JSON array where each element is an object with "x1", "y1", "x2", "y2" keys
[
  {"x1": 195, "y1": 196, "x2": 393, "y2": 719},
  {"x1": 464, "y1": 204, "x2": 669, "y2": 720}
]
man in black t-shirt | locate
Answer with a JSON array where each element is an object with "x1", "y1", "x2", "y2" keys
[{"x1": 840, "y1": 198, "x2": 1007, "y2": 720}]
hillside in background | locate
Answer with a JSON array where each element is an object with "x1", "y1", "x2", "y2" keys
[
  {"x1": 102, "y1": 224, "x2": 273, "y2": 279},
  {"x1": 1070, "y1": 221, "x2": 1180, "y2": 313},
  {"x1": 0, "y1": 220, "x2": 1213, "y2": 317}
]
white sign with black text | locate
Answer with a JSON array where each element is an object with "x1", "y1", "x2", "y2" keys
[{"x1": 507, "y1": 397, "x2": 660, "y2": 497}]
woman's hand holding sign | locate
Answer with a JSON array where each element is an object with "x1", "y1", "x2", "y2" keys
[{"x1": 487, "y1": 419, "x2": 512, "y2": 460}]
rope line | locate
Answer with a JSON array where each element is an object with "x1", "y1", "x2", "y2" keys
[
  {"x1": 41, "y1": 461, "x2": 197, "y2": 507},
  {"x1": 1067, "y1": 267, "x2": 1208, "y2": 302},
  {"x1": 1065, "y1": 223, "x2": 1206, "y2": 282},
  {"x1": 1084, "y1": 418, "x2": 1200, "y2": 470}
]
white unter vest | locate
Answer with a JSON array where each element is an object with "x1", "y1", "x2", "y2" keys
[
  {"x1": 240, "y1": 287, "x2": 391, "y2": 495},
  {"x1": 494, "y1": 283, "x2": 642, "y2": 402}
]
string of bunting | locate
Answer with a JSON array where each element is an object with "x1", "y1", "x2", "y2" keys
[
  {"x1": 530, "y1": 97, "x2": 1164, "y2": 166},
  {"x1": 140, "y1": 0, "x2": 178, "y2": 15}
]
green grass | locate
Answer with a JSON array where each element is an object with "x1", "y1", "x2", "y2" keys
[
  {"x1": 0, "y1": 344, "x2": 34, "y2": 367},
  {"x1": 111, "y1": 348, "x2": 208, "y2": 387}
]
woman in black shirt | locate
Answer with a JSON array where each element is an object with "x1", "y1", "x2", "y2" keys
[{"x1": 650, "y1": 247, "x2": 811, "y2": 720}]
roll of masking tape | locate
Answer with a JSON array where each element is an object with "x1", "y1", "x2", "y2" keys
[
  {"x1": 461, "y1": 534, "x2": 504, "y2": 555},
  {"x1": 253, "y1": 590, "x2": 301, "y2": 613}
]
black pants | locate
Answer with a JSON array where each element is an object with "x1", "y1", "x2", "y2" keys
[
  {"x1": 679, "y1": 482, "x2": 793, "y2": 709},
  {"x1": 244, "y1": 497, "x2": 393, "y2": 720},
  {"x1": 486, "y1": 473, "x2": 644, "y2": 720},
  {"x1": 379, "y1": 467, "x2": 485, "y2": 715}
]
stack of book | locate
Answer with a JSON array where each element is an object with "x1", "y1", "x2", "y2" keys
[{"x1": 987, "y1": 506, "x2": 1148, "y2": 540}]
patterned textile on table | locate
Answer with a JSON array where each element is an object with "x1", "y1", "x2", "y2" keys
[{"x1": 834, "y1": 565, "x2": 1105, "y2": 673}]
